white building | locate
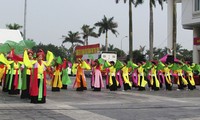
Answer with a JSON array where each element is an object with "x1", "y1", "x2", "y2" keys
[
  {"x1": 0, "y1": 29, "x2": 23, "y2": 43},
  {"x1": 182, "y1": 0, "x2": 200, "y2": 63},
  {"x1": 168, "y1": 0, "x2": 200, "y2": 63}
]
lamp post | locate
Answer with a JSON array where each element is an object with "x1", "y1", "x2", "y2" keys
[
  {"x1": 23, "y1": 0, "x2": 27, "y2": 40},
  {"x1": 121, "y1": 36, "x2": 128, "y2": 50}
]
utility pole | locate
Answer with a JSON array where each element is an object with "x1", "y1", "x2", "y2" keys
[{"x1": 23, "y1": 0, "x2": 27, "y2": 40}]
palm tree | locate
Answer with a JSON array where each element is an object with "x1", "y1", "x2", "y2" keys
[
  {"x1": 62, "y1": 31, "x2": 84, "y2": 51},
  {"x1": 95, "y1": 15, "x2": 118, "y2": 52},
  {"x1": 80, "y1": 25, "x2": 98, "y2": 45},
  {"x1": 139, "y1": 45, "x2": 146, "y2": 54},
  {"x1": 115, "y1": 0, "x2": 143, "y2": 60},
  {"x1": 6, "y1": 23, "x2": 23, "y2": 30},
  {"x1": 108, "y1": 44, "x2": 115, "y2": 51},
  {"x1": 147, "y1": 0, "x2": 165, "y2": 61}
]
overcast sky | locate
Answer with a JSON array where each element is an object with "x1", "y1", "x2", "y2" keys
[{"x1": 0, "y1": 0, "x2": 193, "y2": 53}]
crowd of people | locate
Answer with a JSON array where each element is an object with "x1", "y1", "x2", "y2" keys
[{"x1": 0, "y1": 49, "x2": 198, "y2": 104}]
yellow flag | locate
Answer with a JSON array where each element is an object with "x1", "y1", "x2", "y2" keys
[{"x1": 46, "y1": 51, "x2": 54, "y2": 66}]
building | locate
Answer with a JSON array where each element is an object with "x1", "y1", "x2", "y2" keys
[
  {"x1": 0, "y1": 29, "x2": 23, "y2": 43},
  {"x1": 181, "y1": 0, "x2": 200, "y2": 63},
  {"x1": 168, "y1": 0, "x2": 200, "y2": 63}
]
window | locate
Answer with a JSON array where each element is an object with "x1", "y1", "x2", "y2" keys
[{"x1": 194, "y1": 0, "x2": 200, "y2": 11}]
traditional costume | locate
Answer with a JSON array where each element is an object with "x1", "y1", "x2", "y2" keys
[
  {"x1": 183, "y1": 64, "x2": 196, "y2": 90},
  {"x1": 149, "y1": 65, "x2": 160, "y2": 91},
  {"x1": 73, "y1": 59, "x2": 90, "y2": 91},
  {"x1": 8, "y1": 60, "x2": 23, "y2": 95},
  {"x1": 174, "y1": 64, "x2": 188, "y2": 90},
  {"x1": 163, "y1": 65, "x2": 173, "y2": 90},
  {"x1": 137, "y1": 63, "x2": 147, "y2": 91},
  {"x1": 92, "y1": 60, "x2": 104, "y2": 91},
  {"x1": 121, "y1": 64, "x2": 132, "y2": 91},
  {"x1": 0, "y1": 63, "x2": 5, "y2": 86},
  {"x1": 61, "y1": 59, "x2": 71, "y2": 89},
  {"x1": 24, "y1": 49, "x2": 54, "y2": 103},
  {"x1": 21, "y1": 50, "x2": 35, "y2": 99},
  {"x1": 108, "y1": 61, "x2": 119, "y2": 91}
]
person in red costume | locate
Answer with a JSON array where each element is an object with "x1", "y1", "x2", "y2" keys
[{"x1": 24, "y1": 49, "x2": 54, "y2": 103}]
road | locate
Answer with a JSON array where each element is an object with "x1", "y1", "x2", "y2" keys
[{"x1": 0, "y1": 76, "x2": 200, "y2": 120}]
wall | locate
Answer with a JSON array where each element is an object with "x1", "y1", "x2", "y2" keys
[{"x1": 182, "y1": 0, "x2": 200, "y2": 29}]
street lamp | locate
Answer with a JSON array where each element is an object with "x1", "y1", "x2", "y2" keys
[
  {"x1": 23, "y1": 0, "x2": 27, "y2": 40},
  {"x1": 121, "y1": 36, "x2": 128, "y2": 50}
]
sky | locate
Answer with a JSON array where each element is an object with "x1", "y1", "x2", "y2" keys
[{"x1": 0, "y1": 0, "x2": 193, "y2": 54}]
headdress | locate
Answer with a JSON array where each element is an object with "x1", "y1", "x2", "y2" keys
[{"x1": 36, "y1": 49, "x2": 45, "y2": 59}]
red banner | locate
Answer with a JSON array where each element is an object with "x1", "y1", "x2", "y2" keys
[
  {"x1": 75, "y1": 44, "x2": 100, "y2": 58},
  {"x1": 194, "y1": 37, "x2": 200, "y2": 45}
]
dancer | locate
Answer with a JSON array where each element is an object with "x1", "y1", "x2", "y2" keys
[
  {"x1": 24, "y1": 49, "x2": 54, "y2": 103},
  {"x1": 73, "y1": 59, "x2": 90, "y2": 91},
  {"x1": 183, "y1": 63, "x2": 196, "y2": 90},
  {"x1": 137, "y1": 62, "x2": 147, "y2": 91},
  {"x1": 173, "y1": 63, "x2": 188, "y2": 90},
  {"x1": 92, "y1": 59, "x2": 104, "y2": 91},
  {"x1": 61, "y1": 59, "x2": 71, "y2": 89},
  {"x1": 121, "y1": 61, "x2": 132, "y2": 91},
  {"x1": 149, "y1": 63, "x2": 160, "y2": 91},
  {"x1": 21, "y1": 49, "x2": 35, "y2": 99},
  {"x1": 108, "y1": 61, "x2": 118, "y2": 91},
  {"x1": 51, "y1": 56, "x2": 63, "y2": 92},
  {"x1": 163, "y1": 63, "x2": 173, "y2": 90}
]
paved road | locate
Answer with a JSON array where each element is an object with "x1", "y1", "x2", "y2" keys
[{"x1": 0, "y1": 77, "x2": 200, "y2": 120}]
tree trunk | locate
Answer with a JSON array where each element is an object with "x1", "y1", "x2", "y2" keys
[
  {"x1": 86, "y1": 37, "x2": 89, "y2": 45},
  {"x1": 149, "y1": 1, "x2": 154, "y2": 61},
  {"x1": 129, "y1": 0, "x2": 133, "y2": 61},
  {"x1": 105, "y1": 31, "x2": 108, "y2": 52},
  {"x1": 172, "y1": 1, "x2": 177, "y2": 58}
]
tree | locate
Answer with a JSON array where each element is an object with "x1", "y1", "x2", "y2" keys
[
  {"x1": 80, "y1": 25, "x2": 98, "y2": 45},
  {"x1": 131, "y1": 50, "x2": 146, "y2": 64},
  {"x1": 6, "y1": 23, "x2": 23, "y2": 30},
  {"x1": 115, "y1": 0, "x2": 143, "y2": 60},
  {"x1": 32, "y1": 43, "x2": 67, "y2": 59},
  {"x1": 147, "y1": 0, "x2": 165, "y2": 61},
  {"x1": 139, "y1": 45, "x2": 146, "y2": 54},
  {"x1": 114, "y1": 48, "x2": 126, "y2": 58},
  {"x1": 62, "y1": 31, "x2": 84, "y2": 50},
  {"x1": 95, "y1": 15, "x2": 118, "y2": 52},
  {"x1": 100, "y1": 44, "x2": 116, "y2": 51}
]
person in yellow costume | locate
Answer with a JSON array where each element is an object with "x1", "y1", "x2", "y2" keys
[
  {"x1": 1, "y1": 55, "x2": 12, "y2": 92},
  {"x1": 109, "y1": 61, "x2": 119, "y2": 91},
  {"x1": 184, "y1": 63, "x2": 196, "y2": 90},
  {"x1": 163, "y1": 63, "x2": 172, "y2": 91},
  {"x1": 121, "y1": 61, "x2": 132, "y2": 91},
  {"x1": 51, "y1": 60, "x2": 63, "y2": 92},
  {"x1": 137, "y1": 62, "x2": 147, "y2": 91},
  {"x1": 149, "y1": 63, "x2": 160, "y2": 91},
  {"x1": 73, "y1": 59, "x2": 90, "y2": 91},
  {"x1": 0, "y1": 63, "x2": 5, "y2": 86},
  {"x1": 174, "y1": 63, "x2": 188, "y2": 90}
]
